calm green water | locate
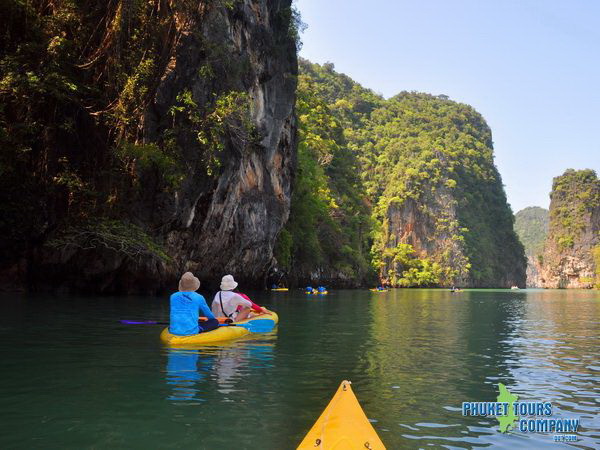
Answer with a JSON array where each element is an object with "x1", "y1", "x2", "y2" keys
[{"x1": 0, "y1": 289, "x2": 598, "y2": 449}]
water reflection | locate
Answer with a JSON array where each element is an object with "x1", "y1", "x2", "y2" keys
[
  {"x1": 166, "y1": 349, "x2": 214, "y2": 402},
  {"x1": 164, "y1": 335, "x2": 276, "y2": 403},
  {"x1": 214, "y1": 342, "x2": 275, "y2": 396},
  {"x1": 507, "y1": 290, "x2": 600, "y2": 446}
]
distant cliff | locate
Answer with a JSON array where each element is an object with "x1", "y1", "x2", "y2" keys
[
  {"x1": 0, "y1": 1, "x2": 298, "y2": 293},
  {"x1": 277, "y1": 61, "x2": 526, "y2": 288},
  {"x1": 368, "y1": 93, "x2": 526, "y2": 288},
  {"x1": 538, "y1": 169, "x2": 600, "y2": 289},
  {"x1": 514, "y1": 207, "x2": 549, "y2": 287}
]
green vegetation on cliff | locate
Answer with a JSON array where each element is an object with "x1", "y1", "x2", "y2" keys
[
  {"x1": 274, "y1": 64, "x2": 374, "y2": 284},
  {"x1": 594, "y1": 245, "x2": 600, "y2": 288},
  {"x1": 359, "y1": 91, "x2": 525, "y2": 286},
  {"x1": 539, "y1": 169, "x2": 600, "y2": 288},
  {"x1": 278, "y1": 60, "x2": 526, "y2": 287},
  {"x1": 1, "y1": 1, "x2": 299, "y2": 292},
  {"x1": 514, "y1": 207, "x2": 549, "y2": 259},
  {"x1": 0, "y1": 1, "x2": 200, "y2": 261},
  {"x1": 549, "y1": 169, "x2": 600, "y2": 250}
]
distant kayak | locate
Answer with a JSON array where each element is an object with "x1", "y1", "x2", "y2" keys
[
  {"x1": 297, "y1": 380, "x2": 386, "y2": 449},
  {"x1": 160, "y1": 311, "x2": 278, "y2": 346},
  {"x1": 306, "y1": 290, "x2": 328, "y2": 295},
  {"x1": 271, "y1": 288, "x2": 289, "y2": 292},
  {"x1": 370, "y1": 288, "x2": 388, "y2": 292}
]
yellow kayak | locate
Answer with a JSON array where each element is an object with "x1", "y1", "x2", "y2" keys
[
  {"x1": 369, "y1": 289, "x2": 388, "y2": 292},
  {"x1": 271, "y1": 288, "x2": 289, "y2": 291},
  {"x1": 297, "y1": 380, "x2": 386, "y2": 449},
  {"x1": 160, "y1": 311, "x2": 278, "y2": 346}
]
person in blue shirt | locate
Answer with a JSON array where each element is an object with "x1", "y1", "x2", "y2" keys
[{"x1": 169, "y1": 272, "x2": 219, "y2": 336}]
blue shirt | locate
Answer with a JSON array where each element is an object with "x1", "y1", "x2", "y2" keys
[{"x1": 169, "y1": 291, "x2": 215, "y2": 336}]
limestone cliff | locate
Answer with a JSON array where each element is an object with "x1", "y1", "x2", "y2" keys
[
  {"x1": 284, "y1": 63, "x2": 525, "y2": 289},
  {"x1": 538, "y1": 170, "x2": 599, "y2": 289},
  {"x1": 381, "y1": 188, "x2": 471, "y2": 287},
  {"x1": 514, "y1": 206, "x2": 549, "y2": 287},
  {"x1": 0, "y1": 1, "x2": 297, "y2": 293},
  {"x1": 370, "y1": 93, "x2": 526, "y2": 288}
]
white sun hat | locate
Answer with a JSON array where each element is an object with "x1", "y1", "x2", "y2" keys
[{"x1": 220, "y1": 274, "x2": 238, "y2": 291}]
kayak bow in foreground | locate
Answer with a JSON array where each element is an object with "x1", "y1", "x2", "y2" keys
[{"x1": 297, "y1": 380, "x2": 386, "y2": 449}]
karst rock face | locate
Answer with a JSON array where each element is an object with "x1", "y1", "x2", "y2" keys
[
  {"x1": 371, "y1": 93, "x2": 526, "y2": 289},
  {"x1": 4, "y1": 1, "x2": 298, "y2": 293},
  {"x1": 142, "y1": 1, "x2": 298, "y2": 291},
  {"x1": 382, "y1": 191, "x2": 471, "y2": 287},
  {"x1": 381, "y1": 182, "x2": 526, "y2": 288},
  {"x1": 538, "y1": 170, "x2": 600, "y2": 289}
]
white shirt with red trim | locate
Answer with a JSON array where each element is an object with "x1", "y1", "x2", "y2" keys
[{"x1": 211, "y1": 291, "x2": 252, "y2": 319}]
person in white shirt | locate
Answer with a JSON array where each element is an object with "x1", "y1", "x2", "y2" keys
[{"x1": 211, "y1": 274, "x2": 267, "y2": 321}]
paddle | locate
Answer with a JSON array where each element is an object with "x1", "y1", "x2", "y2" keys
[
  {"x1": 120, "y1": 320, "x2": 168, "y2": 325},
  {"x1": 119, "y1": 318, "x2": 276, "y2": 332},
  {"x1": 120, "y1": 320, "x2": 235, "y2": 327},
  {"x1": 234, "y1": 318, "x2": 276, "y2": 333},
  {"x1": 120, "y1": 317, "x2": 228, "y2": 325}
]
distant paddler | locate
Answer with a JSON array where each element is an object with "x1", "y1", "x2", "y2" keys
[
  {"x1": 271, "y1": 283, "x2": 289, "y2": 291},
  {"x1": 370, "y1": 286, "x2": 388, "y2": 292}
]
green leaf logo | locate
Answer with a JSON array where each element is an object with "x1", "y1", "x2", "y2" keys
[{"x1": 497, "y1": 383, "x2": 519, "y2": 433}]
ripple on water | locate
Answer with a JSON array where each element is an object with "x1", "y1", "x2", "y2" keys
[{"x1": 415, "y1": 422, "x2": 461, "y2": 428}]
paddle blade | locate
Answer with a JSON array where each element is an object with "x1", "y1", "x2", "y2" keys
[{"x1": 234, "y1": 318, "x2": 276, "y2": 333}]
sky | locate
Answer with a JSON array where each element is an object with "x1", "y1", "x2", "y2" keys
[{"x1": 295, "y1": 0, "x2": 600, "y2": 212}]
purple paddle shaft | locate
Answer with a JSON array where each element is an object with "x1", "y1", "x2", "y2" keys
[{"x1": 120, "y1": 320, "x2": 163, "y2": 325}]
